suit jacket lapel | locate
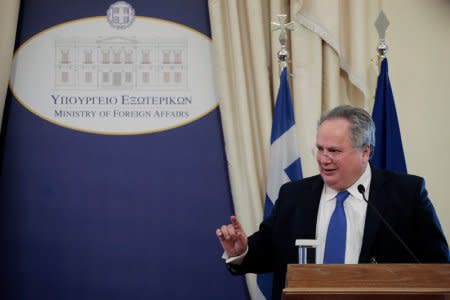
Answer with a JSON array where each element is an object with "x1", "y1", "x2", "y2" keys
[
  {"x1": 288, "y1": 176, "x2": 323, "y2": 264},
  {"x1": 359, "y1": 167, "x2": 388, "y2": 262},
  {"x1": 293, "y1": 175, "x2": 323, "y2": 240}
]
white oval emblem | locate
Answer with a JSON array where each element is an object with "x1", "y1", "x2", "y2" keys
[{"x1": 10, "y1": 17, "x2": 218, "y2": 135}]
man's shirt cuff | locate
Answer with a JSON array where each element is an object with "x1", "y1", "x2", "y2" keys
[{"x1": 222, "y1": 247, "x2": 249, "y2": 264}]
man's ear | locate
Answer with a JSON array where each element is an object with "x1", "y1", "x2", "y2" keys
[{"x1": 363, "y1": 144, "x2": 372, "y2": 160}]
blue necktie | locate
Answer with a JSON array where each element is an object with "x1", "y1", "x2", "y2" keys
[{"x1": 324, "y1": 190, "x2": 350, "y2": 263}]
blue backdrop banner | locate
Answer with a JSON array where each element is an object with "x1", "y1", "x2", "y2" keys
[{"x1": 0, "y1": 1, "x2": 249, "y2": 299}]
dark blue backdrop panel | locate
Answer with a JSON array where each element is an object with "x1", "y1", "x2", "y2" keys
[{"x1": 0, "y1": 1, "x2": 249, "y2": 299}]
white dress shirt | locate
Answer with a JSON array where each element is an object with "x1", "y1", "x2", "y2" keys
[{"x1": 315, "y1": 164, "x2": 371, "y2": 264}]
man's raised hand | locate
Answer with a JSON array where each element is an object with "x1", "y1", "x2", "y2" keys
[{"x1": 216, "y1": 215, "x2": 248, "y2": 257}]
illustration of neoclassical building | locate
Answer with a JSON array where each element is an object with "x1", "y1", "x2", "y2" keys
[{"x1": 55, "y1": 36, "x2": 187, "y2": 90}]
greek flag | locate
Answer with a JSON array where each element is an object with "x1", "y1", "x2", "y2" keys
[{"x1": 256, "y1": 67, "x2": 303, "y2": 299}]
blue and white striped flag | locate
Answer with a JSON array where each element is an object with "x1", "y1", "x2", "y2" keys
[{"x1": 256, "y1": 67, "x2": 303, "y2": 299}]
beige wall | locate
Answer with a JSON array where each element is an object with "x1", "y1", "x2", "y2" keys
[{"x1": 381, "y1": 0, "x2": 450, "y2": 238}]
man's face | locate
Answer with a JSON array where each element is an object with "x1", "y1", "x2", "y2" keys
[{"x1": 316, "y1": 118, "x2": 370, "y2": 191}]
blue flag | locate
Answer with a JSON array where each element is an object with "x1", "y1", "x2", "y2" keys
[
  {"x1": 371, "y1": 58, "x2": 407, "y2": 173},
  {"x1": 256, "y1": 67, "x2": 303, "y2": 299}
]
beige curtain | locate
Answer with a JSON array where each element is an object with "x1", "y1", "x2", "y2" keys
[
  {"x1": 209, "y1": 0, "x2": 379, "y2": 299},
  {"x1": 292, "y1": 0, "x2": 380, "y2": 175},
  {"x1": 0, "y1": 0, "x2": 21, "y2": 130}
]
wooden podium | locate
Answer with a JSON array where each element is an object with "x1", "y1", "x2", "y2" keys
[{"x1": 283, "y1": 264, "x2": 450, "y2": 300}]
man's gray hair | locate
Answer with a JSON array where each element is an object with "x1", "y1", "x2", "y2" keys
[{"x1": 318, "y1": 105, "x2": 376, "y2": 155}]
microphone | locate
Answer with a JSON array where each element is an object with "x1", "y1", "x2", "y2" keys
[{"x1": 357, "y1": 184, "x2": 421, "y2": 263}]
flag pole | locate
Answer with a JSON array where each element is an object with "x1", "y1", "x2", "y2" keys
[
  {"x1": 374, "y1": 10, "x2": 389, "y2": 66},
  {"x1": 255, "y1": 14, "x2": 303, "y2": 300},
  {"x1": 271, "y1": 14, "x2": 296, "y2": 74}
]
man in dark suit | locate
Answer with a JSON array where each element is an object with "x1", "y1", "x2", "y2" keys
[{"x1": 216, "y1": 105, "x2": 449, "y2": 300}]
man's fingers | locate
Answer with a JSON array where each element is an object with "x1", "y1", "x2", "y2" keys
[
  {"x1": 216, "y1": 217, "x2": 248, "y2": 257},
  {"x1": 216, "y1": 216, "x2": 246, "y2": 250},
  {"x1": 216, "y1": 228, "x2": 224, "y2": 240},
  {"x1": 219, "y1": 224, "x2": 237, "y2": 240},
  {"x1": 219, "y1": 222, "x2": 243, "y2": 242},
  {"x1": 230, "y1": 215, "x2": 244, "y2": 232}
]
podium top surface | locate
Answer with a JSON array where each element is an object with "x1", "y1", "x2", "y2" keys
[{"x1": 284, "y1": 264, "x2": 450, "y2": 295}]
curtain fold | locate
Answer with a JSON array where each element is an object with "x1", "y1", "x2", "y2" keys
[
  {"x1": 208, "y1": 1, "x2": 276, "y2": 298},
  {"x1": 292, "y1": 0, "x2": 380, "y2": 175},
  {"x1": 209, "y1": 0, "x2": 273, "y2": 235},
  {"x1": 0, "y1": 0, "x2": 21, "y2": 130}
]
